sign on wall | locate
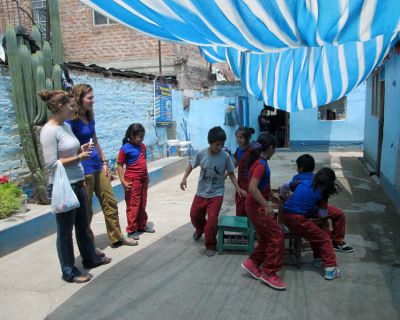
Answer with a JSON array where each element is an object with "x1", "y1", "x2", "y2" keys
[{"x1": 154, "y1": 80, "x2": 172, "y2": 126}]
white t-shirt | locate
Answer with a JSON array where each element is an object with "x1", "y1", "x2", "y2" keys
[{"x1": 40, "y1": 122, "x2": 84, "y2": 184}]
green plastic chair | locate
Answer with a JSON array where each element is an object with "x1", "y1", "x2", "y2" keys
[{"x1": 217, "y1": 216, "x2": 255, "y2": 255}]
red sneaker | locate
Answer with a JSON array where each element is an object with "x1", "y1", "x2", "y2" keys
[
  {"x1": 241, "y1": 258, "x2": 261, "y2": 280},
  {"x1": 260, "y1": 272, "x2": 287, "y2": 290}
]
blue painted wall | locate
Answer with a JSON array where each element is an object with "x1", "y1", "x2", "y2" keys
[
  {"x1": 71, "y1": 72, "x2": 169, "y2": 162},
  {"x1": 380, "y1": 55, "x2": 400, "y2": 187},
  {"x1": 0, "y1": 66, "x2": 31, "y2": 189},
  {"x1": 290, "y1": 83, "x2": 366, "y2": 145},
  {"x1": 364, "y1": 52, "x2": 400, "y2": 208},
  {"x1": 215, "y1": 81, "x2": 367, "y2": 147},
  {"x1": 172, "y1": 83, "x2": 250, "y2": 153},
  {"x1": 363, "y1": 78, "x2": 379, "y2": 165},
  {"x1": 71, "y1": 76, "x2": 255, "y2": 161}
]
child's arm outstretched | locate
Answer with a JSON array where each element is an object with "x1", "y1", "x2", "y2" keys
[
  {"x1": 248, "y1": 176, "x2": 273, "y2": 214},
  {"x1": 180, "y1": 163, "x2": 193, "y2": 191},
  {"x1": 227, "y1": 172, "x2": 247, "y2": 198},
  {"x1": 117, "y1": 163, "x2": 132, "y2": 192}
]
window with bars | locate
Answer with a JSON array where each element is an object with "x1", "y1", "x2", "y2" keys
[
  {"x1": 317, "y1": 97, "x2": 347, "y2": 121},
  {"x1": 93, "y1": 11, "x2": 116, "y2": 26},
  {"x1": 31, "y1": 0, "x2": 46, "y2": 35}
]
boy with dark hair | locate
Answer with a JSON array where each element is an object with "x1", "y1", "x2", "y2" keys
[
  {"x1": 288, "y1": 154, "x2": 353, "y2": 253},
  {"x1": 180, "y1": 126, "x2": 247, "y2": 256},
  {"x1": 296, "y1": 154, "x2": 315, "y2": 173}
]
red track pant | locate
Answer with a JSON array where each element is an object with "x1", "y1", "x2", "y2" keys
[
  {"x1": 125, "y1": 176, "x2": 148, "y2": 234},
  {"x1": 190, "y1": 195, "x2": 223, "y2": 250},
  {"x1": 321, "y1": 205, "x2": 346, "y2": 246},
  {"x1": 283, "y1": 213, "x2": 337, "y2": 267},
  {"x1": 235, "y1": 181, "x2": 248, "y2": 216},
  {"x1": 246, "y1": 202, "x2": 285, "y2": 274}
]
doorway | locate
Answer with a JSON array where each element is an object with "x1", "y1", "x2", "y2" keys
[
  {"x1": 263, "y1": 105, "x2": 290, "y2": 148},
  {"x1": 376, "y1": 78, "x2": 385, "y2": 176}
]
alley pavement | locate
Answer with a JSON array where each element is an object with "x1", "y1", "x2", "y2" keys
[{"x1": 1, "y1": 151, "x2": 399, "y2": 320}]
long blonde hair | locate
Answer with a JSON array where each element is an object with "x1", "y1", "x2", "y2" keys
[
  {"x1": 38, "y1": 90, "x2": 71, "y2": 113},
  {"x1": 71, "y1": 83, "x2": 94, "y2": 121}
]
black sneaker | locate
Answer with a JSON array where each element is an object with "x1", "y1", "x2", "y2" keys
[
  {"x1": 334, "y1": 243, "x2": 354, "y2": 253},
  {"x1": 192, "y1": 230, "x2": 203, "y2": 241}
]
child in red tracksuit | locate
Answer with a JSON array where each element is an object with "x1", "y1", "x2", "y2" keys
[
  {"x1": 241, "y1": 133, "x2": 287, "y2": 290},
  {"x1": 289, "y1": 154, "x2": 353, "y2": 253},
  {"x1": 180, "y1": 126, "x2": 247, "y2": 257},
  {"x1": 117, "y1": 123, "x2": 155, "y2": 241},
  {"x1": 283, "y1": 167, "x2": 341, "y2": 280},
  {"x1": 233, "y1": 127, "x2": 255, "y2": 216}
]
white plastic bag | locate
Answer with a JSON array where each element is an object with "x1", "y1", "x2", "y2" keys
[{"x1": 51, "y1": 161, "x2": 80, "y2": 213}]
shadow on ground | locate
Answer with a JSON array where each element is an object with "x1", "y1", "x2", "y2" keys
[{"x1": 48, "y1": 155, "x2": 400, "y2": 320}]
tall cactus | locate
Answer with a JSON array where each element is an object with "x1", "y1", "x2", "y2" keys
[
  {"x1": 5, "y1": 27, "x2": 49, "y2": 204},
  {"x1": 5, "y1": 2, "x2": 64, "y2": 204},
  {"x1": 33, "y1": 66, "x2": 47, "y2": 125},
  {"x1": 46, "y1": 78, "x2": 53, "y2": 91},
  {"x1": 20, "y1": 44, "x2": 37, "y2": 123},
  {"x1": 48, "y1": 0, "x2": 63, "y2": 66},
  {"x1": 42, "y1": 41, "x2": 52, "y2": 80},
  {"x1": 31, "y1": 25, "x2": 42, "y2": 50},
  {"x1": 53, "y1": 64, "x2": 62, "y2": 90}
]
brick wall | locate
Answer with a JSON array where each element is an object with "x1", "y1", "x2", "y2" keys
[
  {"x1": 1, "y1": 0, "x2": 217, "y2": 87},
  {"x1": 58, "y1": 1, "x2": 211, "y2": 83},
  {"x1": 0, "y1": 0, "x2": 33, "y2": 33},
  {"x1": 59, "y1": 1, "x2": 176, "y2": 69}
]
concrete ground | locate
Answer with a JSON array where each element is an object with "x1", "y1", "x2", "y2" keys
[{"x1": 0, "y1": 151, "x2": 399, "y2": 320}]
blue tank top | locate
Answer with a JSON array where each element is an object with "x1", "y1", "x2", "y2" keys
[{"x1": 65, "y1": 119, "x2": 103, "y2": 175}]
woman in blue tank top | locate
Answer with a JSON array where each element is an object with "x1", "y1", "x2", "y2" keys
[{"x1": 67, "y1": 84, "x2": 137, "y2": 250}]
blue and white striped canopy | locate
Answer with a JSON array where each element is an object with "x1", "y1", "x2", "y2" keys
[{"x1": 80, "y1": 0, "x2": 400, "y2": 112}]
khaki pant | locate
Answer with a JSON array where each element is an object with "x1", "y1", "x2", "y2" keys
[{"x1": 85, "y1": 169, "x2": 123, "y2": 244}]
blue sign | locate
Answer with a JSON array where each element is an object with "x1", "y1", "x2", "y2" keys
[{"x1": 154, "y1": 80, "x2": 172, "y2": 126}]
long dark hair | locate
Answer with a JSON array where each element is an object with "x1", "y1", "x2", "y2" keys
[
  {"x1": 312, "y1": 167, "x2": 341, "y2": 199},
  {"x1": 236, "y1": 126, "x2": 255, "y2": 143},
  {"x1": 247, "y1": 133, "x2": 277, "y2": 170},
  {"x1": 122, "y1": 123, "x2": 145, "y2": 144}
]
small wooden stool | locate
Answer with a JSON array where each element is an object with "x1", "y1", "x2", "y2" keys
[{"x1": 217, "y1": 216, "x2": 255, "y2": 255}]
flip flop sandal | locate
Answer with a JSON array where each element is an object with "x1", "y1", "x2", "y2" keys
[
  {"x1": 122, "y1": 237, "x2": 139, "y2": 246},
  {"x1": 72, "y1": 275, "x2": 91, "y2": 283}
]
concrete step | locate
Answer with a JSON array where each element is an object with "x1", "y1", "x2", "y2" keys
[{"x1": 0, "y1": 156, "x2": 188, "y2": 257}]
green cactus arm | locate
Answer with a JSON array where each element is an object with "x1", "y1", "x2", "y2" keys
[
  {"x1": 19, "y1": 44, "x2": 37, "y2": 124},
  {"x1": 53, "y1": 64, "x2": 62, "y2": 90},
  {"x1": 33, "y1": 66, "x2": 47, "y2": 125},
  {"x1": 48, "y1": 0, "x2": 64, "y2": 66},
  {"x1": 32, "y1": 25, "x2": 42, "y2": 50},
  {"x1": 42, "y1": 41, "x2": 53, "y2": 80}
]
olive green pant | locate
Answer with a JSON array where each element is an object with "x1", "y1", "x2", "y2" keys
[{"x1": 85, "y1": 169, "x2": 123, "y2": 244}]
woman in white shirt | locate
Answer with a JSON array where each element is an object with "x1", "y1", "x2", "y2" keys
[{"x1": 39, "y1": 90, "x2": 111, "y2": 283}]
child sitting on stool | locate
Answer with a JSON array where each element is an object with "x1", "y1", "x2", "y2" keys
[
  {"x1": 283, "y1": 167, "x2": 343, "y2": 280},
  {"x1": 285, "y1": 154, "x2": 353, "y2": 253}
]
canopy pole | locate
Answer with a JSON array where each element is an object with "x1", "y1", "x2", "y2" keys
[{"x1": 158, "y1": 40, "x2": 162, "y2": 76}]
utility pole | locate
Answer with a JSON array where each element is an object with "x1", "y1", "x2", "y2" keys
[{"x1": 158, "y1": 40, "x2": 162, "y2": 76}]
